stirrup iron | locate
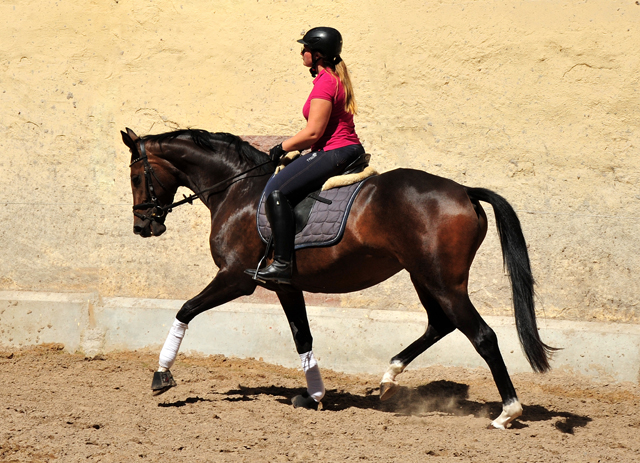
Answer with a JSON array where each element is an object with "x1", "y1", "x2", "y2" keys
[{"x1": 251, "y1": 235, "x2": 273, "y2": 283}]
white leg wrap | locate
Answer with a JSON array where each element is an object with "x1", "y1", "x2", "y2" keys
[
  {"x1": 381, "y1": 360, "x2": 405, "y2": 384},
  {"x1": 491, "y1": 399, "x2": 523, "y2": 430},
  {"x1": 158, "y1": 319, "x2": 188, "y2": 371},
  {"x1": 300, "y1": 351, "x2": 325, "y2": 402}
]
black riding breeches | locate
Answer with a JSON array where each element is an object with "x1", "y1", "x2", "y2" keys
[{"x1": 262, "y1": 144, "x2": 365, "y2": 206}]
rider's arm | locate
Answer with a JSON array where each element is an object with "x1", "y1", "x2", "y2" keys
[{"x1": 281, "y1": 98, "x2": 332, "y2": 152}]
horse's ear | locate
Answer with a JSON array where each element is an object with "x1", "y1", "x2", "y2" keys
[
  {"x1": 126, "y1": 127, "x2": 139, "y2": 141},
  {"x1": 121, "y1": 128, "x2": 138, "y2": 150}
]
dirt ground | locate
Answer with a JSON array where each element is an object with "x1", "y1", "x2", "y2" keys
[{"x1": 0, "y1": 344, "x2": 638, "y2": 463}]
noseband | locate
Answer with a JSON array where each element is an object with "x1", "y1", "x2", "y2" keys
[{"x1": 130, "y1": 139, "x2": 275, "y2": 224}]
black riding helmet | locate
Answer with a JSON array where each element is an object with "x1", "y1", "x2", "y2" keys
[
  {"x1": 298, "y1": 27, "x2": 343, "y2": 76},
  {"x1": 297, "y1": 27, "x2": 343, "y2": 59}
]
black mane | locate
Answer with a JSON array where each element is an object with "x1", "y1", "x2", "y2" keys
[{"x1": 142, "y1": 129, "x2": 273, "y2": 171}]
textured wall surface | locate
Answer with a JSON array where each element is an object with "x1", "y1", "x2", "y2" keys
[{"x1": 1, "y1": 0, "x2": 638, "y2": 322}]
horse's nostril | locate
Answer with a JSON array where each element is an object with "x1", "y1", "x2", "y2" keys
[
  {"x1": 151, "y1": 221, "x2": 167, "y2": 236},
  {"x1": 134, "y1": 218, "x2": 151, "y2": 236}
]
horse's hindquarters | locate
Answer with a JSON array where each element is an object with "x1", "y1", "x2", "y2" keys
[{"x1": 291, "y1": 169, "x2": 485, "y2": 294}]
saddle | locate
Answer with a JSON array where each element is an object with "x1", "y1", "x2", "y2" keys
[{"x1": 257, "y1": 153, "x2": 377, "y2": 250}]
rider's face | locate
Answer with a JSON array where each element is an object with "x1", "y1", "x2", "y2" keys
[{"x1": 301, "y1": 47, "x2": 313, "y2": 67}]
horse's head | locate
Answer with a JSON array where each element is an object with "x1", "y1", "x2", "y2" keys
[{"x1": 121, "y1": 128, "x2": 178, "y2": 238}]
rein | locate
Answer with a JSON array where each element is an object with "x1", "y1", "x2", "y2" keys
[{"x1": 130, "y1": 139, "x2": 274, "y2": 223}]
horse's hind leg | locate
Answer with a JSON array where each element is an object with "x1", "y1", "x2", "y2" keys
[
  {"x1": 440, "y1": 290, "x2": 522, "y2": 429},
  {"x1": 380, "y1": 277, "x2": 455, "y2": 400},
  {"x1": 277, "y1": 289, "x2": 324, "y2": 410}
]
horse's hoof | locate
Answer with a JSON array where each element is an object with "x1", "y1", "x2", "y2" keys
[
  {"x1": 379, "y1": 381, "x2": 399, "y2": 401},
  {"x1": 151, "y1": 370, "x2": 176, "y2": 396},
  {"x1": 292, "y1": 392, "x2": 321, "y2": 410},
  {"x1": 489, "y1": 400, "x2": 522, "y2": 429}
]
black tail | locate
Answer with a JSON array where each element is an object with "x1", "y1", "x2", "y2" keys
[{"x1": 465, "y1": 187, "x2": 557, "y2": 373}]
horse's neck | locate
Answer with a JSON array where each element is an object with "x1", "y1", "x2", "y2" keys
[{"x1": 167, "y1": 144, "x2": 268, "y2": 210}]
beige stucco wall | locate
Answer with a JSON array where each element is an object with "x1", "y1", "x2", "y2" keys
[{"x1": 1, "y1": 0, "x2": 638, "y2": 323}]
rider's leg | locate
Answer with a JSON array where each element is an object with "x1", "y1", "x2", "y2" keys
[
  {"x1": 252, "y1": 190, "x2": 295, "y2": 284},
  {"x1": 262, "y1": 144, "x2": 366, "y2": 205},
  {"x1": 246, "y1": 144, "x2": 364, "y2": 283}
]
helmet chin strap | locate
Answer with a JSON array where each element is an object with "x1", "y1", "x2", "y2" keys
[
  {"x1": 310, "y1": 54, "x2": 342, "y2": 77},
  {"x1": 310, "y1": 55, "x2": 321, "y2": 77}
]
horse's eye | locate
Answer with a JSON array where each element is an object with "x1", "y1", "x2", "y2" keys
[{"x1": 131, "y1": 175, "x2": 142, "y2": 187}]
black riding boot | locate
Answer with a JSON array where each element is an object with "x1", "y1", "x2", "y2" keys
[{"x1": 247, "y1": 190, "x2": 294, "y2": 284}]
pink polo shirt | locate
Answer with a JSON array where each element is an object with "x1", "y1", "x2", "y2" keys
[{"x1": 302, "y1": 69, "x2": 360, "y2": 152}]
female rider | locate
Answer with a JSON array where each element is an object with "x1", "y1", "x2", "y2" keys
[{"x1": 246, "y1": 26, "x2": 364, "y2": 285}]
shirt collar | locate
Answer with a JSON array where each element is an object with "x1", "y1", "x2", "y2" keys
[{"x1": 313, "y1": 68, "x2": 329, "y2": 83}]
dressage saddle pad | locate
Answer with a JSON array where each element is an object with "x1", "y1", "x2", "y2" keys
[{"x1": 257, "y1": 178, "x2": 371, "y2": 250}]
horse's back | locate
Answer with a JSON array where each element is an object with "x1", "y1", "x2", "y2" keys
[
  {"x1": 352, "y1": 168, "x2": 477, "y2": 223},
  {"x1": 345, "y1": 168, "x2": 487, "y2": 271}
]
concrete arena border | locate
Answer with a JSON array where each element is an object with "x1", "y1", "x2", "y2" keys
[{"x1": 1, "y1": 291, "x2": 639, "y2": 384}]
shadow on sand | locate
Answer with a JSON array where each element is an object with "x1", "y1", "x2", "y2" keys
[{"x1": 199, "y1": 380, "x2": 592, "y2": 433}]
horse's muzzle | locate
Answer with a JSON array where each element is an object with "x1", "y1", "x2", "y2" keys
[
  {"x1": 151, "y1": 221, "x2": 167, "y2": 236},
  {"x1": 133, "y1": 217, "x2": 166, "y2": 237},
  {"x1": 133, "y1": 217, "x2": 152, "y2": 237}
]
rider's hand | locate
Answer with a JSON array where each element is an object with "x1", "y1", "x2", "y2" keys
[{"x1": 269, "y1": 143, "x2": 286, "y2": 163}]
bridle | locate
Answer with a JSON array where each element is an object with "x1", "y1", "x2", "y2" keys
[
  {"x1": 130, "y1": 140, "x2": 170, "y2": 223},
  {"x1": 129, "y1": 139, "x2": 274, "y2": 224}
]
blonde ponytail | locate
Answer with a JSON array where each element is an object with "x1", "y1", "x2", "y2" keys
[{"x1": 327, "y1": 61, "x2": 358, "y2": 115}]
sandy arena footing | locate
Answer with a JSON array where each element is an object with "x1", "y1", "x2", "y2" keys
[{"x1": 1, "y1": 290, "x2": 639, "y2": 384}]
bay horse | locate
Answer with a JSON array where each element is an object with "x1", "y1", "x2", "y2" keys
[{"x1": 122, "y1": 127, "x2": 555, "y2": 429}]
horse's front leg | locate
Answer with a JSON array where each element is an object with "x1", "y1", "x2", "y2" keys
[
  {"x1": 151, "y1": 270, "x2": 255, "y2": 395},
  {"x1": 276, "y1": 289, "x2": 324, "y2": 410}
]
